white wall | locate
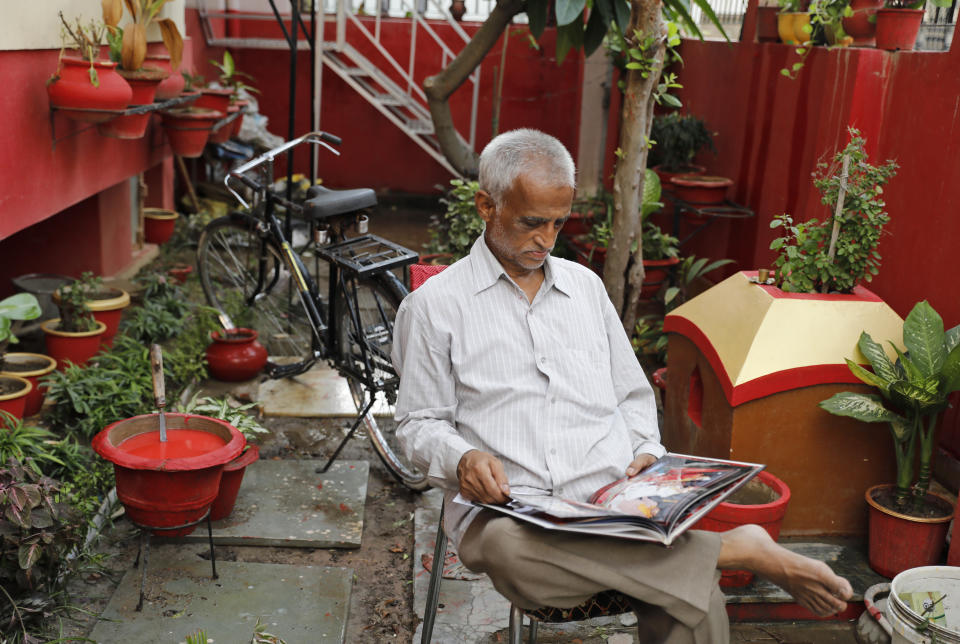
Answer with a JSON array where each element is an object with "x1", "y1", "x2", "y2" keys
[{"x1": 1, "y1": 0, "x2": 186, "y2": 51}]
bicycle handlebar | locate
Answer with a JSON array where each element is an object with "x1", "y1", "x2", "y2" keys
[{"x1": 225, "y1": 131, "x2": 342, "y2": 208}]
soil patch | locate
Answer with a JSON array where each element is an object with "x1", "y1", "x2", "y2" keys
[
  {"x1": 727, "y1": 478, "x2": 780, "y2": 505},
  {"x1": 0, "y1": 377, "x2": 26, "y2": 396},
  {"x1": 870, "y1": 486, "x2": 953, "y2": 519},
  {"x1": 0, "y1": 357, "x2": 50, "y2": 372}
]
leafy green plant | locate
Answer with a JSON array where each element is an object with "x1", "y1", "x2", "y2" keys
[
  {"x1": 663, "y1": 255, "x2": 734, "y2": 311},
  {"x1": 424, "y1": 179, "x2": 484, "y2": 261},
  {"x1": 252, "y1": 617, "x2": 288, "y2": 644},
  {"x1": 179, "y1": 394, "x2": 270, "y2": 447},
  {"x1": 647, "y1": 113, "x2": 717, "y2": 172},
  {"x1": 777, "y1": 0, "x2": 805, "y2": 11},
  {"x1": 770, "y1": 128, "x2": 897, "y2": 294},
  {"x1": 0, "y1": 412, "x2": 66, "y2": 476},
  {"x1": 164, "y1": 307, "x2": 221, "y2": 393},
  {"x1": 606, "y1": 24, "x2": 683, "y2": 106},
  {"x1": 185, "y1": 629, "x2": 210, "y2": 644},
  {"x1": 886, "y1": 0, "x2": 951, "y2": 9},
  {"x1": 210, "y1": 50, "x2": 260, "y2": 98},
  {"x1": 181, "y1": 69, "x2": 205, "y2": 91},
  {"x1": 0, "y1": 294, "x2": 41, "y2": 368},
  {"x1": 54, "y1": 272, "x2": 102, "y2": 333},
  {"x1": 641, "y1": 222, "x2": 680, "y2": 261},
  {"x1": 820, "y1": 301, "x2": 960, "y2": 514}
]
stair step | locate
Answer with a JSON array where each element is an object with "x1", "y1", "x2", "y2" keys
[
  {"x1": 207, "y1": 37, "x2": 311, "y2": 50},
  {"x1": 343, "y1": 66, "x2": 371, "y2": 77},
  {"x1": 374, "y1": 93, "x2": 406, "y2": 106}
]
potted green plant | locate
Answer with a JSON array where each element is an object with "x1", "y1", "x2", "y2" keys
[
  {"x1": 770, "y1": 127, "x2": 897, "y2": 294},
  {"x1": 820, "y1": 300, "x2": 958, "y2": 577},
  {"x1": 0, "y1": 294, "x2": 42, "y2": 419},
  {"x1": 776, "y1": 0, "x2": 812, "y2": 44},
  {"x1": 208, "y1": 50, "x2": 260, "y2": 140},
  {"x1": 51, "y1": 272, "x2": 130, "y2": 349},
  {"x1": 47, "y1": 13, "x2": 133, "y2": 123},
  {"x1": 423, "y1": 178, "x2": 485, "y2": 263},
  {"x1": 843, "y1": 0, "x2": 884, "y2": 45},
  {"x1": 647, "y1": 113, "x2": 717, "y2": 192},
  {"x1": 41, "y1": 274, "x2": 107, "y2": 369},
  {"x1": 875, "y1": 0, "x2": 950, "y2": 50}
]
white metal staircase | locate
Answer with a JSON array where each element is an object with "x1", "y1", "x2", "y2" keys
[{"x1": 194, "y1": 0, "x2": 479, "y2": 177}]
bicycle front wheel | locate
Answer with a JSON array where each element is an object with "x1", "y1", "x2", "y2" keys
[
  {"x1": 197, "y1": 214, "x2": 316, "y2": 365},
  {"x1": 338, "y1": 272, "x2": 429, "y2": 491}
]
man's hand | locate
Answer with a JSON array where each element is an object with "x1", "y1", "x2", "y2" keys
[
  {"x1": 625, "y1": 453, "x2": 658, "y2": 477},
  {"x1": 457, "y1": 450, "x2": 511, "y2": 504}
]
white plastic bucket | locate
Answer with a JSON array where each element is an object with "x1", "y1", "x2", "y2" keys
[{"x1": 886, "y1": 566, "x2": 960, "y2": 643}]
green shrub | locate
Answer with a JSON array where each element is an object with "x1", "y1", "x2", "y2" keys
[{"x1": 424, "y1": 179, "x2": 484, "y2": 261}]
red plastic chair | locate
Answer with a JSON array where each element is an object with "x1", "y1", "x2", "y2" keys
[{"x1": 409, "y1": 263, "x2": 448, "y2": 291}]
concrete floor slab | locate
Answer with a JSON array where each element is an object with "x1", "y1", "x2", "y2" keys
[
  {"x1": 90, "y1": 546, "x2": 352, "y2": 643},
  {"x1": 258, "y1": 364, "x2": 392, "y2": 417},
  {"x1": 176, "y1": 459, "x2": 368, "y2": 548}
]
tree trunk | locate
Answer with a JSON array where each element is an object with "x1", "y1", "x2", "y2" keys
[
  {"x1": 602, "y1": 0, "x2": 665, "y2": 332},
  {"x1": 423, "y1": 0, "x2": 525, "y2": 177}
]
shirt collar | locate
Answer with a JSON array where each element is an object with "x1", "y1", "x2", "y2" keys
[{"x1": 469, "y1": 234, "x2": 572, "y2": 297}]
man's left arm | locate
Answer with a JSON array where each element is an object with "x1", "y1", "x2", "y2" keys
[{"x1": 600, "y1": 293, "x2": 666, "y2": 474}]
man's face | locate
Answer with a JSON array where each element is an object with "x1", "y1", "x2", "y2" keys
[{"x1": 475, "y1": 171, "x2": 574, "y2": 278}]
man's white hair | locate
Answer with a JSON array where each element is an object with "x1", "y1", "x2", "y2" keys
[{"x1": 478, "y1": 129, "x2": 576, "y2": 207}]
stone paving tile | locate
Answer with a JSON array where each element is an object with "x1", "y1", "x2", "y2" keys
[
  {"x1": 175, "y1": 459, "x2": 368, "y2": 548},
  {"x1": 90, "y1": 544, "x2": 352, "y2": 643},
  {"x1": 259, "y1": 363, "x2": 393, "y2": 417}
]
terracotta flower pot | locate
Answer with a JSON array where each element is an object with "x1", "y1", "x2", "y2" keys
[
  {"x1": 209, "y1": 444, "x2": 260, "y2": 521},
  {"x1": 92, "y1": 413, "x2": 245, "y2": 536},
  {"x1": 843, "y1": 0, "x2": 884, "y2": 46},
  {"x1": 693, "y1": 470, "x2": 792, "y2": 586},
  {"x1": 865, "y1": 484, "x2": 953, "y2": 578},
  {"x1": 0, "y1": 375, "x2": 32, "y2": 421},
  {"x1": 47, "y1": 56, "x2": 133, "y2": 123},
  {"x1": 670, "y1": 175, "x2": 733, "y2": 206},
  {"x1": 194, "y1": 88, "x2": 234, "y2": 114},
  {"x1": 144, "y1": 53, "x2": 184, "y2": 99},
  {"x1": 143, "y1": 208, "x2": 180, "y2": 245},
  {"x1": 653, "y1": 164, "x2": 705, "y2": 196},
  {"x1": 97, "y1": 66, "x2": 169, "y2": 139},
  {"x1": 167, "y1": 263, "x2": 194, "y2": 284},
  {"x1": 875, "y1": 8, "x2": 924, "y2": 51},
  {"x1": 640, "y1": 257, "x2": 681, "y2": 299},
  {"x1": 0, "y1": 353, "x2": 57, "y2": 417},
  {"x1": 160, "y1": 108, "x2": 221, "y2": 158},
  {"x1": 205, "y1": 328, "x2": 269, "y2": 381},
  {"x1": 41, "y1": 318, "x2": 107, "y2": 369}
]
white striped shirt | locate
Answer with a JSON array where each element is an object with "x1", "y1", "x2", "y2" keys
[{"x1": 392, "y1": 235, "x2": 664, "y2": 547}]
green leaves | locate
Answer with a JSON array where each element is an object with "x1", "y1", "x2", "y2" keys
[
  {"x1": 903, "y1": 300, "x2": 946, "y2": 377},
  {"x1": 527, "y1": 0, "x2": 549, "y2": 38},
  {"x1": 820, "y1": 392, "x2": 903, "y2": 425},
  {"x1": 857, "y1": 331, "x2": 899, "y2": 386},
  {"x1": 555, "y1": 0, "x2": 586, "y2": 26}
]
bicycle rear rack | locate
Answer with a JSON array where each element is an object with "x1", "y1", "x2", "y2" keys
[{"x1": 317, "y1": 234, "x2": 418, "y2": 276}]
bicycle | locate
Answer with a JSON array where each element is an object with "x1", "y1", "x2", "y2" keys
[{"x1": 195, "y1": 131, "x2": 428, "y2": 490}]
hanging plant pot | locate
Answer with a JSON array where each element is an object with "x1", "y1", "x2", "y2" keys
[
  {"x1": 92, "y1": 413, "x2": 245, "y2": 536},
  {"x1": 97, "y1": 66, "x2": 169, "y2": 139},
  {"x1": 144, "y1": 53, "x2": 184, "y2": 99},
  {"x1": 640, "y1": 257, "x2": 681, "y2": 299},
  {"x1": 670, "y1": 175, "x2": 733, "y2": 206},
  {"x1": 693, "y1": 470, "x2": 792, "y2": 586},
  {"x1": 47, "y1": 56, "x2": 133, "y2": 123},
  {"x1": 865, "y1": 484, "x2": 953, "y2": 578},
  {"x1": 0, "y1": 375, "x2": 32, "y2": 420},
  {"x1": 230, "y1": 100, "x2": 249, "y2": 137},
  {"x1": 143, "y1": 208, "x2": 180, "y2": 244},
  {"x1": 843, "y1": 0, "x2": 884, "y2": 46},
  {"x1": 160, "y1": 107, "x2": 221, "y2": 158},
  {"x1": 206, "y1": 328, "x2": 269, "y2": 382},
  {"x1": 0, "y1": 353, "x2": 57, "y2": 417},
  {"x1": 208, "y1": 105, "x2": 237, "y2": 144},
  {"x1": 41, "y1": 318, "x2": 107, "y2": 369},
  {"x1": 194, "y1": 87, "x2": 234, "y2": 115},
  {"x1": 209, "y1": 444, "x2": 260, "y2": 521},
  {"x1": 875, "y1": 8, "x2": 924, "y2": 51}
]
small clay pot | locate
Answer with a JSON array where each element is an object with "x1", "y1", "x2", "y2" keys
[{"x1": 205, "y1": 328, "x2": 268, "y2": 381}]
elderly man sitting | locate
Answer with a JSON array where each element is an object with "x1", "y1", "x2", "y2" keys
[{"x1": 392, "y1": 128, "x2": 852, "y2": 643}]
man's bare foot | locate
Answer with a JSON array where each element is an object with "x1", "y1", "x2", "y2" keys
[{"x1": 717, "y1": 524, "x2": 853, "y2": 617}]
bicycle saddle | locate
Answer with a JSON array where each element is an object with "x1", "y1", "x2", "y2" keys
[{"x1": 304, "y1": 185, "x2": 377, "y2": 219}]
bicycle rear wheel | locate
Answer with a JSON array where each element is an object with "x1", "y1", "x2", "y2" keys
[
  {"x1": 197, "y1": 214, "x2": 316, "y2": 367},
  {"x1": 337, "y1": 272, "x2": 428, "y2": 491}
]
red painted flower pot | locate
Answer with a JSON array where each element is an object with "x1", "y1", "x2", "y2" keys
[
  {"x1": 561, "y1": 210, "x2": 595, "y2": 237},
  {"x1": 205, "y1": 328, "x2": 269, "y2": 381},
  {"x1": 843, "y1": 0, "x2": 884, "y2": 46},
  {"x1": 865, "y1": 484, "x2": 952, "y2": 578},
  {"x1": 640, "y1": 257, "x2": 681, "y2": 299},
  {"x1": 194, "y1": 88, "x2": 234, "y2": 114},
  {"x1": 207, "y1": 105, "x2": 237, "y2": 144},
  {"x1": 92, "y1": 413, "x2": 245, "y2": 536},
  {"x1": 210, "y1": 444, "x2": 260, "y2": 521},
  {"x1": 53, "y1": 286, "x2": 130, "y2": 348},
  {"x1": 144, "y1": 53, "x2": 184, "y2": 100},
  {"x1": 160, "y1": 108, "x2": 221, "y2": 158},
  {"x1": 875, "y1": 8, "x2": 924, "y2": 51},
  {"x1": 47, "y1": 56, "x2": 132, "y2": 123},
  {"x1": 230, "y1": 101, "x2": 249, "y2": 137},
  {"x1": 97, "y1": 66, "x2": 168, "y2": 139},
  {"x1": 653, "y1": 164, "x2": 705, "y2": 196},
  {"x1": 143, "y1": 208, "x2": 179, "y2": 245},
  {"x1": 167, "y1": 263, "x2": 194, "y2": 284},
  {"x1": 0, "y1": 353, "x2": 56, "y2": 417},
  {"x1": 41, "y1": 318, "x2": 107, "y2": 369},
  {"x1": 0, "y1": 376, "x2": 32, "y2": 421},
  {"x1": 670, "y1": 175, "x2": 733, "y2": 205},
  {"x1": 693, "y1": 470, "x2": 791, "y2": 587}
]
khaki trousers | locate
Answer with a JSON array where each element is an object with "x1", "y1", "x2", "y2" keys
[{"x1": 458, "y1": 512, "x2": 729, "y2": 644}]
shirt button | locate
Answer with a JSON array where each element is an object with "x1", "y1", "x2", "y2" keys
[
  {"x1": 550, "y1": 397, "x2": 557, "y2": 403},
  {"x1": 538, "y1": 357, "x2": 547, "y2": 365},
  {"x1": 550, "y1": 448, "x2": 557, "y2": 455}
]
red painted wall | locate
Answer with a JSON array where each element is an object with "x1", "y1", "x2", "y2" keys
[
  {"x1": 186, "y1": 10, "x2": 585, "y2": 193},
  {"x1": 661, "y1": 6, "x2": 960, "y2": 326}
]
